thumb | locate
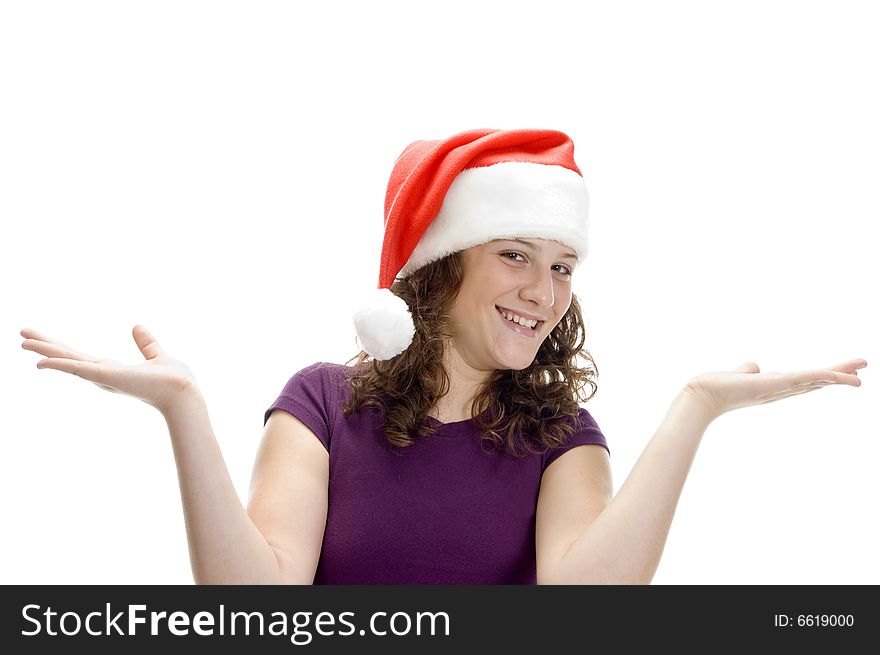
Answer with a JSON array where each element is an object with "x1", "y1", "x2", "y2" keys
[
  {"x1": 733, "y1": 362, "x2": 760, "y2": 374},
  {"x1": 132, "y1": 324, "x2": 166, "y2": 360}
]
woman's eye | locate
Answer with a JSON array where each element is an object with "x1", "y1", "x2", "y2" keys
[{"x1": 501, "y1": 252, "x2": 572, "y2": 276}]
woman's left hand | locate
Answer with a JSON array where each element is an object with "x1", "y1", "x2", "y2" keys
[{"x1": 683, "y1": 359, "x2": 867, "y2": 422}]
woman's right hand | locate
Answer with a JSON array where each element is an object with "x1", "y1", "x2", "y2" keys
[
  {"x1": 683, "y1": 359, "x2": 866, "y2": 422},
  {"x1": 21, "y1": 324, "x2": 201, "y2": 416}
]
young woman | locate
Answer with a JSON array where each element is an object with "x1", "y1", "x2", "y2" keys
[{"x1": 20, "y1": 128, "x2": 867, "y2": 584}]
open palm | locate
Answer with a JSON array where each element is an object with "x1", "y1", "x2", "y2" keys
[
  {"x1": 21, "y1": 325, "x2": 199, "y2": 416},
  {"x1": 685, "y1": 359, "x2": 867, "y2": 421}
]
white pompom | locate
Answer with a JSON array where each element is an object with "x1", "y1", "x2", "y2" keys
[{"x1": 352, "y1": 288, "x2": 416, "y2": 360}]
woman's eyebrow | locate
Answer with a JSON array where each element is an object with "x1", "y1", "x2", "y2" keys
[{"x1": 496, "y1": 238, "x2": 578, "y2": 261}]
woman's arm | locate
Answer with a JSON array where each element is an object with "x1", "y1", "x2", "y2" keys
[
  {"x1": 22, "y1": 325, "x2": 326, "y2": 584},
  {"x1": 163, "y1": 391, "x2": 283, "y2": 584},
  {"x1": 541, "y1": 389, "x2": 712, "y2": 584},
  {"x1": 164, "y1": 391, "x2": 329, "y2": 585},
  {"x1": 539, "y1": 359, "x2": 866, "y2": 584}
]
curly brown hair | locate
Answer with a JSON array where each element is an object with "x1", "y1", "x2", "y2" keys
[{"x1": 342, "y1": 250, "x2": 599, "y2": 458}]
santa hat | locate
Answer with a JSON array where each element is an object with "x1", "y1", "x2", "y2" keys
[{"x1": 353, "y1": 128, "x2": 591, "y2": 360}]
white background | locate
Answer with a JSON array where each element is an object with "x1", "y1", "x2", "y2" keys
[{"x1": 2, "y1": 1, "x2": 877, "y2": 585}]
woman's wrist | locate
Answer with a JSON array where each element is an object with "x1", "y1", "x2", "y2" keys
[
  {"x1": 676, "y1": 384, "x2": 721, "y2": 429},
  {"x1": 161, "y1": 382, "x2": 207, "y2": 422}
]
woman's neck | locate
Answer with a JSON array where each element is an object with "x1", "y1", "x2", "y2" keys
[{"x1": 427, "y1": 343, "x2": 493, "y2": 423}]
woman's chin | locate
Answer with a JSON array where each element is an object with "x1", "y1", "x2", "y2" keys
[{"x1": 493, "y1": 349, "x2": 537, "y2": 371}]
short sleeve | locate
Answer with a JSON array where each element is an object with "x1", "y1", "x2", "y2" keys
[
  {"x1": 541, "y1": 407, "x2": 609, "y2": 472},
  {"x1": 263, "y1": 362, "x2": 336, "y2": 452}
]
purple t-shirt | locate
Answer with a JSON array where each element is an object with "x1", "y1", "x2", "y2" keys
[{"x1": 263, "y1": 361, "x2": 610, "y2": 584}]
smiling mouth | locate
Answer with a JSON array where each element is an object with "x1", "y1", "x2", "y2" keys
[{"x1": 496, "y1": 306, "x2": 544, "y2": 331}]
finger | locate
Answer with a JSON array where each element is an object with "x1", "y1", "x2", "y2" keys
[
  {"x1": 132, "y1": 325, "x2": 166, "y2": 361},
  {"x1": 734, "y1": 362, "x2": 760, "y2": 374},
  {"x1": 752, "y1": 373, "x2": 845, "y2": 402},
  {"x1": 21, "y1": 328, "x2": 68, "y2": 347},
  {"x1": 35, "y1": 357, "x2": 116, "y2": 386},
  {"x1": 820, "y1": 359, "x2": 868, "y2": 375},
  {"x1": 20, "y1": 329, "x2": 80, "y2": 355},
  {"x1": 811, "y1": 370, "x2": 863, "y2": 387},
  {"x1": 778, "y1": 367, "x2": 861, "y2": 388},
  {"x1": 22, "y1": 338, "x2": 101, "y2": 363},
  {"x1": 21, "y1": 328, "x2": 48, "y2": 339},
  {"x1": 21, "y1": 334, "x2": 101, "y2": 362}
]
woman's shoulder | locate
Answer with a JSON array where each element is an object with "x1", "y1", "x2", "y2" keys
[
  {"x1": 572, "y1": 406, "x2": 601, "y2": 431},
  {"x1": 288, "y1": 361, "x2": 366, "y2": 399},
  {"x1": 539, "y1": 406, "x2": 609, "y2": 471},
  {"x1": 292, "y1": 360, "x2": 358, "y2": 379},
  {"x1": 264, "y1": 361, "x2": 365, "y2": 430}
]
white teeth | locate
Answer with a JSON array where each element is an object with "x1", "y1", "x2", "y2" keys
[{"x1": 499, "y1": 308, "x2": 538, "y2": 329}]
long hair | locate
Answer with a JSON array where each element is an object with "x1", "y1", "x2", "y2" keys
[{"x1": 342, "y1": 251, "x2": 599, "y2": 458}]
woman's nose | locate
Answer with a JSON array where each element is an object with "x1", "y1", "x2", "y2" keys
[{"x1": 519, "y1": 268, "x2": 554, "y2": 308}]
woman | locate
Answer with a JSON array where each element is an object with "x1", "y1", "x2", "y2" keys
[{"x1": 20, "y1": 128, "x2": 867, "y2": 584}]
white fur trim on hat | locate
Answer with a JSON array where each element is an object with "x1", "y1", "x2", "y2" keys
[
  {"x1": 352, "y1": 288, "x2": 416, "y2": 360},
  {"x1": 398, "y1": 161, "x2": 589, "y2": 278}
]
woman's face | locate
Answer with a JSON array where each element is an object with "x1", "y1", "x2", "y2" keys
[{"x1": 447, "y1": 237, "x2": 577, "y2": 371}]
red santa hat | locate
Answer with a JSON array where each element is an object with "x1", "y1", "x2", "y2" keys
[{"x1": 353, "y1": 128, "x2": 591, "y2": 360}]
